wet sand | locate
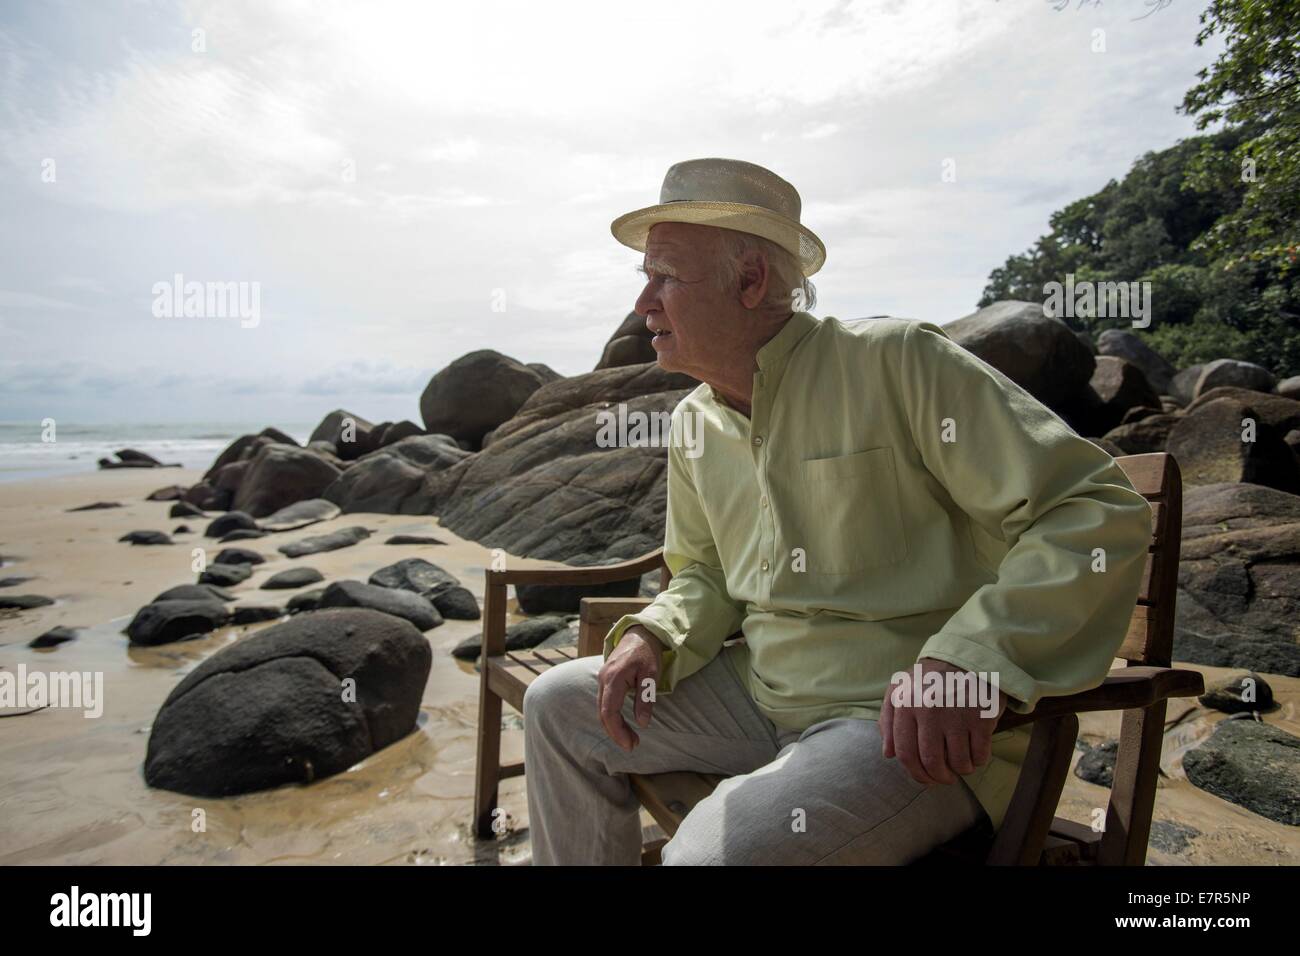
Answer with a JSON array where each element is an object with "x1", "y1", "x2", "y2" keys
[
  {"x1": 0, "y1": 468, "x2": 537, "y2": 865},
  {"x1": 1, "y1": 470, "x2": 1297, "y2": 865}
]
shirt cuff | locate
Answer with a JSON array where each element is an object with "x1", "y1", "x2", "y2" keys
[{"x1": 916, "y1": 632, "x2": 1041, "y2": 714}]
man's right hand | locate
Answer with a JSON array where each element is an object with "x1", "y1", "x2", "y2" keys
[{"x1": 597, "y1": 626, "x2": 664, "y2": 752}]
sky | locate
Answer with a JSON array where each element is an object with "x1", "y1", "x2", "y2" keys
[{"x1": 0, "y1": 0, "x2": 1224, "y2": 425}]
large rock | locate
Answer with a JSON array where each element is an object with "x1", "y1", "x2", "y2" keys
[
  {"x1": 1183, "y1": 719, "x2": 1300, "y2": 826},
  {"x1": 595, "y1": 311, "x2": 656, "y2": 370},
  {"x1": 317, "y1": 580, "x2": 443, "y2": 631},
  {"x1": 1168, "y1": 364, "x2": 1204, "y2": 407},
  {"x1": 143, "y1": 608, "x2": 430, "y2": 796},
  {"x1": 1076, "y1": 356, "x2": 1162, "y2": 436},
  {"x1": 419, "y1": 350, "x2": 549, "y2": 448},
  {"x1": 204, "y1": 428, "x2": 297, "y2": 482},
  {"x1": 408, "y1": 362, "x2": 697, "y2": 565},
  {"x1": 1102, "y1": 413, "x2": 1181, "y2": 455},
  {"x1": 368, "y1": 557, "x2": 480, "y2": 620},
  {"x1": 1193, "y1": 358, "x2": 1277, "y2": 399},
  {"x1": 323, "y1": 435, "x2": 471, "y2": 514},
  {"x1": 1166, "y1": 394, "x2": 1300, "y2": 493},
  {"x1": 231, "y1": 444, "x2": 342, "y2": 518},
  {"x1": 944, "y1": 301, "x2": 1096, "y2": 414},
  {"x1": 1173, "y1": 483, "x2": 1300, "y2": 675},
  {"x1": 1278, "y1": 376, "x2": 1300, "y2": 401},
  {"x1": 126, "y1": 599, "x2": 230, "y2": 645},
  {"x1": 1097, "y1": 329, "x2": 1176, "y2": 394},
  {"x1": 308, "y1": 409, "x2": 380, "y2": 461}
]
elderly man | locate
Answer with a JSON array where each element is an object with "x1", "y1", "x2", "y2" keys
[{"x1": 522, "y1": 157, "x2": 1152, "y2": 866}]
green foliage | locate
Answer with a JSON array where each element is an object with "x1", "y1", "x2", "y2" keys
[{"x1": 979, "y1": 0, "x2": 1299, "y2": 379}]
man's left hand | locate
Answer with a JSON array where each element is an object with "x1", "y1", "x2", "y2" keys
[{"x1": 880, "y1": 657, "x2": 1008, "y2": 786}]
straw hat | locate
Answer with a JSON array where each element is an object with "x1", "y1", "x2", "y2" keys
[{"x1": 610, "y1": 157, "x2": 826, "y2": 277}]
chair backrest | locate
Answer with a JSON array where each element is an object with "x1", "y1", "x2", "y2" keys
[
  {"x1": 1112, "y1": 452, "x2": 1182, "y2": 669},
  {"x1": 657, "y1": 452, "x2": 1182, "y2": 667}
]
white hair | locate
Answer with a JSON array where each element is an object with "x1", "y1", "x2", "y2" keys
[{"x1": 713, "y1": 228, "x2": 817, "y2": 313}]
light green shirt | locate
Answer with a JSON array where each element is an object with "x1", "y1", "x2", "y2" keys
[{"x1": 603, "y1": 311, "x2": 1152, "y2": 831}]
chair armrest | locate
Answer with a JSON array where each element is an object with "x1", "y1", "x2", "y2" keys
[
  {"x1": 995, "y1": 666, "x2": 1205, "y2": 732},
  {"x1": 578, "y1": 597, "x2": 656, "y2": 656},
  {"x1": 485, "y1": 548, "x2": 664, "y2": 586}
]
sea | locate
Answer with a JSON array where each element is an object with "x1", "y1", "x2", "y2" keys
[{"x1": 0, "y1": 422, "x2": 317, "y2": 483}]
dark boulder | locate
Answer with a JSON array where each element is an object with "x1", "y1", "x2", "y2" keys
[
  {"x1": 317, "y1": 580, "x2": 443, "y2": 631},
  {"x1": 143, "y1": 608, "x2": 431, "y2": 796},
  {"x1": 322, "y1": 435, "x2": 470, "y2": 514},
  {"x1": 205, "y1": 511, "x2": 258, "y2": 539},
  {"x1": 278, "y1": 526, "x2": 371, "y2": 558},
  {"x1": 126, "y1": 599, "x2": 230, "y2": 645},
  {"x1": 119, "y1": 530, "x2": 172, "y2": 545},
  {"x1": 1183, "y1": 720, "x2": 1300, "y2": 826},
  {"x1": 231, "y1": 445, "x2": 342, "y2": 518},
  {"x1": 261, "y1": 567, "x2": 325, "y2": 590},
  {"x1": 419, "y1": 349, "x2": 549, "y2": 448}
]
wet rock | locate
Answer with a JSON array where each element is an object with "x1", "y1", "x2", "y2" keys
[
  {"x1": 317, "y1": 580, "x2": 442, "y2": 631},
  {"x1": 146, "y1": 485, "x2": 187, "y2": 501},
  {"x1": 119, "y1": 530, "x2": 173, "y2": 545},
  {"x1": 0, "y1": 594, "x2": 55, "y2": 609},
  {"x1": 172, "y1": 525, "x2": 192, "y2": 534},
  {"x1": 213, "y1": 547, "x2": 265, "y2": 566},
  {"x1": 205, "y1": 511, "x2": 258, "y2": 539},
  {"x1": 29, "y1": 626, "x2": 79, "y2": 648},
  {"x1": 261, "y1": 567, "x2": 325, "y2": 590},
  {"x1": 198, "y1": 563, "x2": 253, "y2": 587},
  {"x1": 153, "y1": 584, "x2": 235, "y2": 603},
  {"x1": 286, "y1": 588, "x2": 326, "y2": 614},
  {"x1": 257, "y1": 498, "x2": 341, "y2": 533},
  {"x1": 67, "y1": 501, "x2": 122, "y2": 512},
  {"x1": 126, "y1": 599, "x2": 230, "y2": 645},
  {"x1": 1183, "y1": 719, "x2": 1300, "y2": 825},
  {"x1": 230, "y1": 605, "x2": 284, "y2": 625},
  {"x1": 1198, "y1": 671, "x2": 1275, "y2": 714},
  {"x1": 278, "y1": 526, "x2": 371, "y2": 558},
  {"x1": 385, "y1": 534, "x2": 446, "y2": 545},
  {"x1": 143, "y1": 608, "x2": 431, "y2": 796},
  {"x1": 1073, "y1": 739, "x2": 1118, "y2": 788},
  {"x1": 431, "y1": 587, "x2": 480, "y2": 620},
  {"x1": 169, "y1": 500, "x2": 206, "y2": 518}
]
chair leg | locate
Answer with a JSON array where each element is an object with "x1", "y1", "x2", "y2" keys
[
  {"x1": 987, "y1": 713, "x2": 1079, "y2": 865},
  {"x1": 1098, "y1": 700, "x2": 1167, "y2": 866},
  {"x1": 473, "y1": 670, "x2": 503, "y2": 840}
]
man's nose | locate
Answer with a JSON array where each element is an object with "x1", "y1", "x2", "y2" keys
[{"x1": 634, "y1": 282, "x2": 659, "y2": 318}]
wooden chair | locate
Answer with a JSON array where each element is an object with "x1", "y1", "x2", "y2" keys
[{"x1": 473, "y1": 451, "x2": 1202, "y2": 865}]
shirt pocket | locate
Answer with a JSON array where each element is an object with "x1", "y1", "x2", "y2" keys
[{"x1": 787, "y1": 446, "x2": 908, "y2": 574}]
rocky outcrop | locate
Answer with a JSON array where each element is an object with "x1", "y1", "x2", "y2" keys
[
  {"x1": 143, "y1": 609, "x2": 430, "y2": 796},
  {"x1": 407, "y1": 362, "x2": 697, "y2": 564},
  {"x1": 419, "y1": 350, "x2": 550, "y2": 449},
  {"x1": 1183, "y1": 719, "x2": 1300, "y2": 826},
  {"x1": 944, "y1": 301, "x2": 1096, "y2": 413},
  {"x1": 1173, "y1": 482, "x2": 1300, "y2": 675},
  {"x1": 1192, "y1": 359, "x2": 1276, "y2": 400},
  {"x1": 595, "y1": 311, "x2": 656, "y2": 370},
  {"x1": 231, "y1": 445, "x2": 343, "y2": 518},
  {"x1": 1097, "y1": 328, "x2": 1176, "y2": 394},
  {"x1": 322, "y1": 435, "x2": 471, "y2": 514},
  {"x1": 1166, "y1": 392, "x2": 1300, "y2": 493}
]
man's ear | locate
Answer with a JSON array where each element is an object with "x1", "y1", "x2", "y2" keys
[{"x1": 736, "y1": 250, "x2": 769, "y2": 309}]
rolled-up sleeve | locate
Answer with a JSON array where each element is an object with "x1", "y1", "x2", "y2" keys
[
  {"x1": 898, "y1": 320, "x2": 1153, "y2": 713},
  {"x1": 602, "y1": 407, "x2": 745, "y2": 694}
]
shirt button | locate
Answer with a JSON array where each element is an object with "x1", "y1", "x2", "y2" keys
[
  {"x1": 760, "y1": 496, "x2": 768, "y2": 508},
  {"x1": 752, "y1": 436, "x2": 763, "y2": 446},
  {"x1": 761, "y1": 559, "x2": 770, "y2": 572}
]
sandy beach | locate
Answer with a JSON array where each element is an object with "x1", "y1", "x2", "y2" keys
[{"x1": 2, "y1": 468, "x2": 1298, "y2": 865}]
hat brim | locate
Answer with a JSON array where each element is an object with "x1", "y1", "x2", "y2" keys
[{"x1": 611, "y1": 200, "x2": 826, "y2": 277}]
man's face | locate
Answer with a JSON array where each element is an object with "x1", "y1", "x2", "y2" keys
[{"x1": 633, "y1": 222, "x2": 731, "y2": 378}]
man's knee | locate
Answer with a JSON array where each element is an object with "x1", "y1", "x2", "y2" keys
[{"x1": 522, "y1": 656, "x2": 600, "y2": 736}]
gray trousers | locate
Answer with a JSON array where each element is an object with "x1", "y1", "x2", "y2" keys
[{"x1": 522, "y1": 651, "x2": 990, "y2": 865}]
